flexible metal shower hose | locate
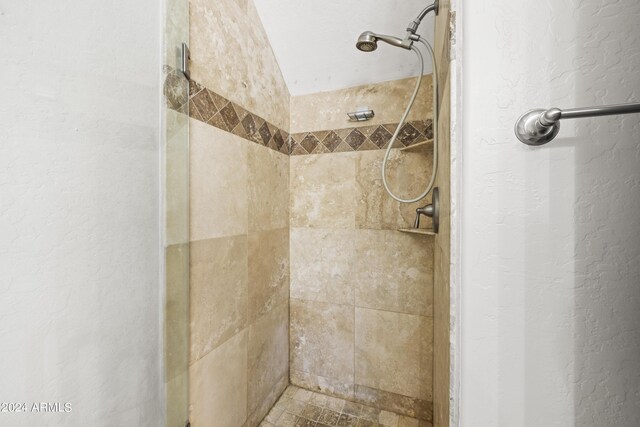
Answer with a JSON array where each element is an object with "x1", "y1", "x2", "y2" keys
[{"x1": 381, "y1": 37, "x2": 438, "y2": 203}]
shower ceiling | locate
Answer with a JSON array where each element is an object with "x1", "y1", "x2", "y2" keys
[{"x1": 253, "y1": 0, "x2": 435, "y2": 96}]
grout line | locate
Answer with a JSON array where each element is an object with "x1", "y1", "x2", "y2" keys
[{"x1": 290, "y1": 297, "x2": 434, "y2": 318}]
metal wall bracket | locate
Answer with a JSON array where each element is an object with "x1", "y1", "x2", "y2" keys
[
  {"x1": 515, "y1": 102, "x2": 640, "y2": 146},
  {"x1": 180, "y1": 42, "x2": 191, "y2": 80}
]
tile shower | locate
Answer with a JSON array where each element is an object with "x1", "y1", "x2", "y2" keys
[{"x1": 169, "y1": 0, "x2": 442, "y2": 426}]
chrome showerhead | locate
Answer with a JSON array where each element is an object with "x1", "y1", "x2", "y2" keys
[
  {"x1": 355, "y1": 31, "x2": 412, "y2": 52},
  {"x1": 356, "y1": 31, "x2": 378, "y2": 52}
]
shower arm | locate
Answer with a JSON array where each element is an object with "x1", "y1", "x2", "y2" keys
[{"x1": 406, "y1": 0, "x2": 439, "y2": 35}]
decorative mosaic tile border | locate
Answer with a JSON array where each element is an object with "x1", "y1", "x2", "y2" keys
[
  {"x1": 163, "y1": 67, "x2": 434, "y2": 157},
  {"x1": 163, "y1": 68, "x2": 289, "y2": 155},
  {"x1": 188, "y1": 80, "x2": 290, "y2": 155},
  {"x1": 290, "y1": 119, "x2": 433, "y2": 156}
]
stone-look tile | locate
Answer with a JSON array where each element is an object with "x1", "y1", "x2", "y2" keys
[
  {"x1": 397, "y1": 416, "x2": 419, "y2": 427},
  {"x1": 368, "y1": 126, "x2": 393, "y2": 149},
  {"x1": 191, "y1": 88, "x2": 219, "y2": 122},
  {"x1": 190, "y1": 119, "x2": 248, "y2": 240},
  {"x1": 355, "y1": 149, "x2": 434, "y2": 230},
  {"x1": 189, "y1": 330, "x2": 248, "y2": 427},
  {"x1": 190, "y1": 235, "x2": 248, "y2": 363},
  {"x1": 220, "y1": 101, "x2": 241, "y2": 130},
  {"x1": 379, "y1": 411, "x2": 399, "y2": 427},
  {"x1": 248, "y1": 228, "x2": 290, "y2": 322},
  {"x1": 248, "y1": 304, "x2": 290, "y2": 424},
  {"x1": 271, "y1": 387, "x2": 425, "y2": 427},
  {"x1": 290, "y1": 299, "x2": 355, "y2": 384},
  {"x1": 295, "y1": 418, "x2": 316, "y2": 427},
  {"x1": 354, "y1": 230, "x2": 433, "y2": 317},
  {"x1": 355, "y1": 308, "x2": 432, "y2": 401},
  {"x1": 397, "y1": 123, "x2": 421, "y2": 146},
  {"x1": 183, "y1": 79, "x2": 289, "y2": 156},
  {"x1": 318, "y1": 408, "x2": 341, "y2": 426},
  {"x1": 341, "y1": 402, "x2": 383, "y2": 423},
  {"x1": 322, "y1": 131, "x2": 343, "y2": 152},
  {"x1": 290, "y1": 369, "x2": 355, "y2": 402},
  {"x1": 293, "y1": 388, "x2": 313, "y2": 403},
  {"x1": 336, "y1": 414, "x2": 359, "y2": 427},
  {"x1": 277, "y1": 412, "x2": 298, "y2": 427},
  {"x1": 190, "y1": 0, "x2": 290, "y2": 131},
  {"x1": 354, "y1": 385, "x2": 432, "y2": 421},
  {"x1": 264, "y1": 404, "x2": 286, "y2": 425},
  {"x1": 248, "y1": 143, "x2": 289, "y2": 232},
  {"x1": 300, "y1": 404, "x2": 324, "y2": 421},
  {"x1": 299, "y1": 133, "x2": 320, "y2": 153},
  {"x1": 290, "y1": 152, "x2": 356, "y2": 228},
  {"x1": 345, "y1": 129, "x2": 367, "y2": 150},
  {"x1": 290, "y1": 76, "x2": 433, "y2": 133},
  {"x1": 287, "y1": 398, "x2": 308, "y2": 416},
  {"x1": 290, "y1": 228, "x2": 356, "y2": 305}
]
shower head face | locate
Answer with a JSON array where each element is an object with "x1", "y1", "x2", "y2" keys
[
  {"x1": 355, "y1": 31, "x2": 411, "y2": 52},
  {"x1": 356, "y1": 31, "x2": 377, "y2": 52}
]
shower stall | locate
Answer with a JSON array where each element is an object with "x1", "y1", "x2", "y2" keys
[{"x1": 163, "y1": 0, "x2": 453, "y2": 425}]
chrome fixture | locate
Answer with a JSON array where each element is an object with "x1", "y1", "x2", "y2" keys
[
  {"x1": 407, "y1": 0, "x2": 440, "y2": 33},
  {"x1": 356, "y1": 31, "x2": 412, "y2": 52},
  {"x1": 180, "y1": 42, "x2": 191, "y2": 80},
  {"x1": 347, "y1": 108, "x2": 375, "y2": 122},
  {"x1": 414, "y1": 187, "x2": 439, "y2": 233},
  {"x1": 355, "y1": 2, "x2": 440, "y2": 204},
  {"x1": 515, "y1": 102, "x2": 640, "y2": 146},
  {"x1": 355, "y1": 1, "x2": 439, "y2": 53}
]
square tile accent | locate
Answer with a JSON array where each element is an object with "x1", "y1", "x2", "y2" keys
[
  {"x1": 178, "y1": 78, "x2": 289, "y2": 154},
  {"x1": 168, "y1": 77, "x2": 434, "y2": 157},
  {"x1": 290, "y1": 121, "x2": 433, "y2": 156},
  {"x1": 265, "y1": 386, "x2": 425, "y2": 427}
]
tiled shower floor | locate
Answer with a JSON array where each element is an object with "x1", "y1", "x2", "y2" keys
[{"x1": 260, "y1": 386, "x2": 431, "y2": 427}]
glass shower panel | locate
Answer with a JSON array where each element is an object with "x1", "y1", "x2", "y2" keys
[{"x1": 163, "y1": 0, "x2": 189, "y2": 425}]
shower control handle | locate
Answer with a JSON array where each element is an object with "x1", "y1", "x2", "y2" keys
[{"x1": 413, "y1": 187, "x2": 439, "y2": 233}]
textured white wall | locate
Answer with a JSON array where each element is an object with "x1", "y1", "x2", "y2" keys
[
  {"x1": 0, "y1": 1, "x2": 163, "y2": 426},
  {"x1": 459, "y1": 0, "x2": 640, "y2": 426}
]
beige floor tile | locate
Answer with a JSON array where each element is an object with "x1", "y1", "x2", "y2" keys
[
  {"x1": 277, "y1": 412, "x2": 298, "y2": 427},
  {"x1": 293, "y1": 388, "x2": 313, "y2": 403}
]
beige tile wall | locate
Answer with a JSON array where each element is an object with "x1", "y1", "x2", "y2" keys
[
  {"x1": 289, "y1": 77, "x2": 435, "y2": 421},
  {"x1": 188, "y1": 2, "x2": 443, "y2": 425},
  {"x1": 188, "y1": 0, "x2": 292, "y2": 425},
  {"x1": 290, "y1": 76, "x2": 433, "y2": 133},
  {"x1": 190, "y1": 0, "x2": 290, "y2": 130},
  {"x1": 189, "y1": 118, "x2": 290, "y2": 427}
]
